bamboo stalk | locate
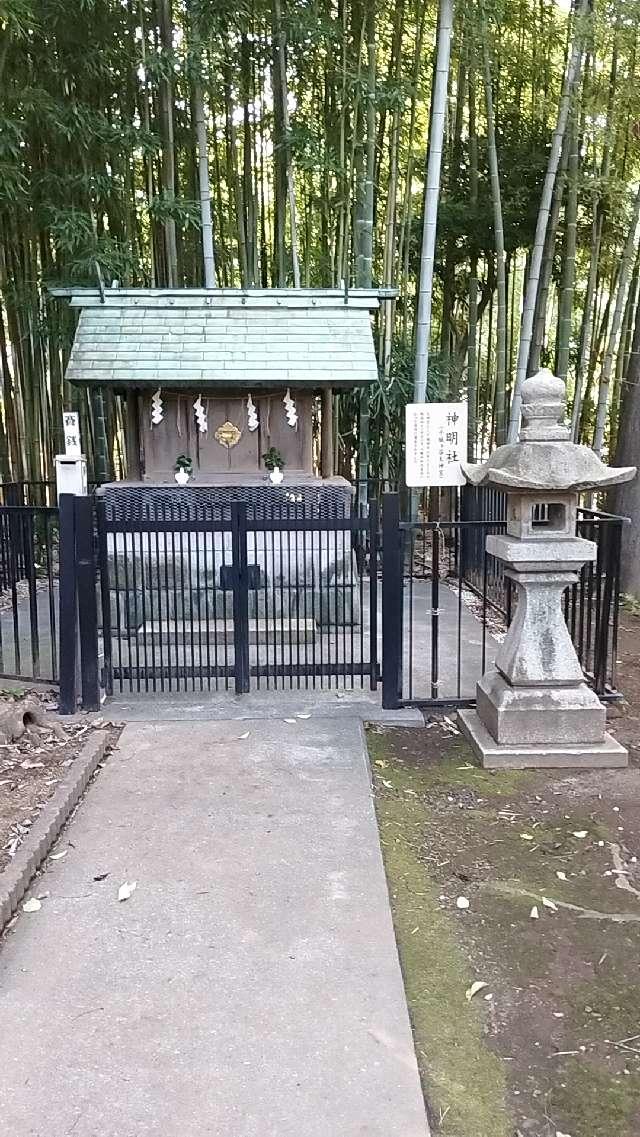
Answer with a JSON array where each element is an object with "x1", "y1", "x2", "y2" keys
[
  {"x1": 508, "y1": 0, "x2": 590, "y2": 440},
  {"x1": 413, "y1": 0, "x2": 454, "y2": 403},
  {"x1": 481, "y1": 26, "x2": 507, "y2": 445},
  {"x1": 593, "y1": 182, "x2": 640, "y2": 455}
]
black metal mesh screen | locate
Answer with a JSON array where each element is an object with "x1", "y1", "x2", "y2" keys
[{"x1": 96, "y1": 481, "x2": 355, "y2": 522}]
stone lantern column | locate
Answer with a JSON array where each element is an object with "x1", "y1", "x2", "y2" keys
[{"x1": 458, "y1": 370, "x2": 635, "y2": 769}]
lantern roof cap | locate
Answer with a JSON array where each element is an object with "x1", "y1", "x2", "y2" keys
[{"x1": 462, "y1": 370, "x2": 636, "y2": 492}]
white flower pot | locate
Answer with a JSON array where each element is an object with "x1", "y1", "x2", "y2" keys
[
  {"x1": 174, "y1": 468, "x2": 190, "y2": 486},
  {"x1": 269, "y1": 466, "x2": 284, "y2": 485}
]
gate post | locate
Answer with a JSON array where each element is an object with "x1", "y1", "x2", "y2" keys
[
  {"x1": 58, "y1": 494, "x2": 78, "y2": 714},
  {"x1": 58, "y1": 494, "x2": 101, "y2": 714},
  {"x1": 75, "y1": 495, "x2": 100, "y2": 710},
  {"x1": 231, "y1": 501, "x2": 250, "y2": 694},
  {"x1": 382, "y1": 493, "x2": 403, "y2": 709}
]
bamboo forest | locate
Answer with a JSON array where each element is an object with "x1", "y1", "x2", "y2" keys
[{"x1": 2, "y1": 0, "x2": 640, "y2": 498}]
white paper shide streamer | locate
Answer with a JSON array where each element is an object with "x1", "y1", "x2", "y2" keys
[
  {"x1": 193, "y1": 394, "x2": 208, "y2": 433},
  {"x1": 150, "y1": 387, "x2": 163, "y2": 426},
  {"x1": 247, "y1": 394, "x2": 259, "y2": 431},
  {"x1": 283, "y1": 387, "x2": 297, "y2": 428}
]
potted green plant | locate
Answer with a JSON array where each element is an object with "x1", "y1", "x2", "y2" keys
[
  {"x1": 174, "y1": 454, "x2": 193, "y2": 485},
  {"x1": 262, "y1": 447, "x2": 285, "y2": 484}
]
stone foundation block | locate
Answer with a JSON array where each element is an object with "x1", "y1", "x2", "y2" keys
[
  {"x1": 458, "y1": 708, "x2": 628, "y2": 770},
  {"x1": 476, "y1": 668, "x2": 606, "y2": 746}
]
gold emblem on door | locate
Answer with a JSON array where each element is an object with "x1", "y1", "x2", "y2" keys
[{"x1": 214, "y1": 421, "x2": 242, "y2": 448}]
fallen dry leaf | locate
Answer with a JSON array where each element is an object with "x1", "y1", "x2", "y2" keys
[
  {"x1": 465, "y1": 980, "x2": 488, "y2": 1001},
  {"x1": 117, "y1": 880, "x2": 137, "y2": 902}
]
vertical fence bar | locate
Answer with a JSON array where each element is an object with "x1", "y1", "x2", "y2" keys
[
  {"x1": 430, "y1": 526, "x2": 440, "y2": 700},
  {"x1": 58, "y1": 494, "x2": 78, "y2": 714},
  {"x1": 456, "y1": 523, "x2": 463, "y2": 698},
  {"x1": 609, "y1": 519, "x2": 624, "y2": 692},
  {"x1": 45, "y1": 513, "x2": 58, "y2": 682},
  {"x1": 24, "y1": 511, "x2": 40, "y2": 678},
  {"x1": 9, "y1": 512, "x2": 20, "y2": 673},
  {"x1": 75, "y1": 495, "x2": 100, "y2": 711},
  {"x1": 96, "y1": 497, "x2": 113, "y2": 696},
  {"x1": 368, "y1": 502, "x2": 379, "y2": 690},
  {"x1": 232, "y1": 502, "x2": 250, "y2": 694},
  {"x1": 382, "y1": 493, "x2": 403, "y2": 709},
  {"x1": 594, "y1": 519, "x2": 618, "y2": 696}
]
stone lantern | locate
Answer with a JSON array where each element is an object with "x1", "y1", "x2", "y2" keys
[{"x1": 458, "y1": 369, "x2": 636, "y2": 769}]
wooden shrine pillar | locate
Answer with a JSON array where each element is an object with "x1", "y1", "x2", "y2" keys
[
  {"x1": 124, "y1": 390, "x2": 142, "y2": 479},
  {"x1": 321, "y1": 387, "x2": 334, "y2": 477}
]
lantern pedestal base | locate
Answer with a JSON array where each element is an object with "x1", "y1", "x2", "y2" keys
[
  {"x1": 476, "y1": 668, "x2": 606, "y2": 745},
  {"x1": 458, "y1": 708, "x2": 628, "y2": 770}
]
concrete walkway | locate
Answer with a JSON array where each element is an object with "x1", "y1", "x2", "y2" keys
[{"x1": 0, "y1": 717, "x2": 429, "y2": 1136}]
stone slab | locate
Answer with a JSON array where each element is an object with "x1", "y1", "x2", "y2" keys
[
  {"x1": 486, "y1": 532, "x2": 596, "y2": 567},
  {"x1": 0, "y1": 719, "x2": 429, "y2": 1137},
  {"x1": 458, "y1": 708, "x2": 628, "y2": 769},
  {"x1": 97, "y1": 689, "x2": 426, "y2": 726}
]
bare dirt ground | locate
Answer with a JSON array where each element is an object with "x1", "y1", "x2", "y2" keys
[
  {"x1": 607, "y1": 609, "x2": 640, "y2": 761},
  {"x1": 0, "y1": 689, "x2": 119, "y2": 873},
  {"x1": 369, "y1": 612, "x2": 640, "y2": 1137}
]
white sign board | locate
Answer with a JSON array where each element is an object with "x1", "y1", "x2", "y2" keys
[
  {"x1": 405, "y1": 402, "x2": 467, "y2": 487},
  {"x1": 62, "y1": 411, "x2": 81, "y2": 457}
]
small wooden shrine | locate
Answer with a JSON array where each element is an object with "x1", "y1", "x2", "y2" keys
[{"x1": 54, "y1": 287, "x2": 384, "y2": 488}]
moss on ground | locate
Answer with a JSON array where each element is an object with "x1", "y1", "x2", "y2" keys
[
  {"x1": 371, "y1": 733, "x2": 512, "y2": 1136},
  {"x1": 550, "y1": 1059, "x2": 639, "y2": 1136},
  {"x1": 368, "y1": 724, "x2": 640, "y2": 1137}
]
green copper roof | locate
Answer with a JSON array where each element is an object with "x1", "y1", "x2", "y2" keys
[{"x1": 55, "y1": 289, "x2": 388, "y2": 390}]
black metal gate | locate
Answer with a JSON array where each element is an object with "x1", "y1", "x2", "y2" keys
[
  {"x1": 381, "y1": 491, "x2": 625, "y2": 710},
  {"x1": 96, "y1": 493, "x2": 379, "y2": 695}
]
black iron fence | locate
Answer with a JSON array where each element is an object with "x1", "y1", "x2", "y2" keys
[
  {"x1": 0, "y1": 480, "x2": 625, "y2": 714},
  {"x1": 0, "y1": 503, "x2": 59, "y2": 683},
  {"x1": 382, "y1": 491, "x2": 625, "y2": 709}
]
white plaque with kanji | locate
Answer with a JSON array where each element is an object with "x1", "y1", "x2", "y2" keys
[
  {"x1": 405, "y1": 402, "x2": 467, "y2": 487},
  {"x1": 62, "y1": 412, "x2": 81, "y2": 457}
]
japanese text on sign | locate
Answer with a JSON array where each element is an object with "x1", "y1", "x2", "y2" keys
[
  {"x1": 405, "y1": 402, "x2": 468, "y2": 487},
  {"x1": 62, "y1": 412, "x2": 81, "y2": 457}
]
